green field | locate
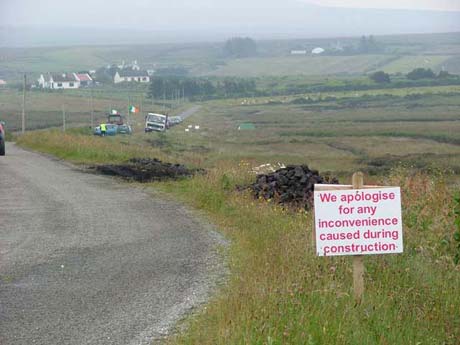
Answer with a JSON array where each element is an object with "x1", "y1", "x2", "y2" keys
[
  {"x1": 0, "y1": 87, "x2": 186, "y2": 131},
  {"x1": 1, "y1": 32, "x2": 460, "y2": 81},
  {"x1": 381, "y1": 55, "x2": 452, "y2": 74}
]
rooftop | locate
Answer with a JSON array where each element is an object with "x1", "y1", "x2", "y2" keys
[
  {"x1": 118, "y1": 69, "x2": 149, "y2": 77},
  {"x1": 51, "y1": 73, "x2": 78, "y2": 82}
]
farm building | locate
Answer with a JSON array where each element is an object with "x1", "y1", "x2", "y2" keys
[
  {"x1": 312, "y1": 47, "x2": 325, "y2": 55},
  {"x1": 38, "y1": 73, "x2": 80, "y2": 89},
  {"x1": 113, "y1": 69, "x2": 150, "y2": 84}
]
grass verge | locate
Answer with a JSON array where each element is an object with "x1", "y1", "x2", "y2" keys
[
  {"x1": 16, "y1": 129, "x2": 167, "y2": 164},
  {"x1": 15, "y1": 130, "x2": 460, "y2": 345},
  {"x1": 159, "y1": 164, "x2": 460, "y2": 345}
]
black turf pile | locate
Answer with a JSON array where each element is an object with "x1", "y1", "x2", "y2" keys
[
  {"x1": 250, "y1": 165, "x2": 339, "y2": 208},
  {"x1": 94, "y1": 158, "x2": 198, "y2": 182}
]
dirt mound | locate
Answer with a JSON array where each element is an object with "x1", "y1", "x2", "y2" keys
[
  {"x1": 94, "y1": 158, "x2": 200, "y2": 182},
  {"x1": 249, "y1": 165, "x2": 339, "y2": 209}
]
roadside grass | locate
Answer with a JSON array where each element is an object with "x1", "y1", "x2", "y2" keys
[
  {"x1": 159, "y1": 164, "x2": 460, "y2": 345},
  {"x1": 14, "y1": 126, "x2": 460, "y2": 345},
  {"x1": 15, "y1": 129, "x2": 167, "y2": 164},
  {"x1": 15, "y1": 129, "x2": 207, "y2": 169},
  {"x1": 12, "y1": 85, "x2": 460, "y2": 344}
]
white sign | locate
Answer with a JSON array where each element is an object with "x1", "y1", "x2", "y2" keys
[{"x1": 314, "y1": 187, "x2": 403, "y2": 257}]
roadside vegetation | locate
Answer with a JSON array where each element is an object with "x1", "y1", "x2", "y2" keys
[
  {"x1": 7, "y1": 31, "x2": 460, "y2": 345},
  {"x1": 16, "y1": 129, "x2": 460, "y2": 344},
  {"x1": 14, "y1": 84, "x2": 460, "y2": 345},
  {"x1": 160, "y1": 165, "x2": 459, "y2": 345}
]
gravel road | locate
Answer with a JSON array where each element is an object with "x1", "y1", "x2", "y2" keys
[
  {"x1": 176, "y1": 106, "x2": 201, "y2": 120},
  {"x1": 0, "y1": 143, "x2": 225, "y2": 345}
]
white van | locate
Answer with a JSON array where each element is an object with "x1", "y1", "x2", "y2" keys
[{"x1": 144, "y1": 113, "x2": 168, "y2": 132}]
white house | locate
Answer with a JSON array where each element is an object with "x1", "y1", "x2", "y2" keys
[
  {"x1": 38, "y1": 73, "x2": 80, "y2": 89},
  {"x1": 290, "y1": 50, "x2": 307, "y2": 55},
  {"x1": 113, "y1": 69, "x2": 150, "y2": 84}
]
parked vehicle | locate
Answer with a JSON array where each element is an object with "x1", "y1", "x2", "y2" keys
[
  {"x1": 117, "y1": 124, "x2": 132, "y2": 134},
  {"x1": 168, "y1": 116, "x2": 183, "y2": 126},
  {"x1": 107, "y1": 111, "x2": 125, "y2": 125},
  {"x1": 145, "y1": 113, "x2": 168, "y2": 132},
  {"x1": 93, "y1": 124, "x2": 118, "y2": 136},
  {"x1": 0, "y1": 121, "x2": 5, "y2": 156}
]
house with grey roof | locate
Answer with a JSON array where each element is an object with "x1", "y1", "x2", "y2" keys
[{"x1": 113, "y1": 69, "x2": 150, "y2": 84}]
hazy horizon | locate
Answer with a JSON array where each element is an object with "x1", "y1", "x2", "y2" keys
[{"x1": 1, "y1": 0, "x2": 460, "y2": 47}]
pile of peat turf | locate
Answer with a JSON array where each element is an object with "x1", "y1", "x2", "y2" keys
[
  {"x1": 250, "y1": 165, "x2": 339, "y2": 209},
  {"x1": 94, "y1": 158, "x2": 198, "y2": 182}
]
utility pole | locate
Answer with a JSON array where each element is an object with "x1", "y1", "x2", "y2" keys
[
  {"x1": 127, "y1": 95, "x2": 131, "y2": 125},
  {"x1": 140, "y1": 92, "x2": 144, "y2": 114},
  {"x1": 22, "y1": 73, "x2": 26, "y2": 134},
  {"x1": 90, "y1": 88, "x2": 94, "y2": 128},
  {"x1": 62, "y1": 104, "x2": 66, "y2": 132}
]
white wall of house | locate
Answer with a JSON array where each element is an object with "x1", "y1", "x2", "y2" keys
[
  {"x1": 114, "y1": 72, "x2": 150, "y2": 84},
  {"x1": 51, "y1": 81, "x2": 80, "y2": 89},
  {"x1": 290, "y1": 50, "x2": 307, "y2": 55},
  {"x1": 114, "y1": 72, "x2": 123, "y2": 84},
  {"x1": 38, "y1": 74, "x2": 48, "y2": 88},
  {"x1": 39, "y1": 74, "x2": 80, "y2": 89}
]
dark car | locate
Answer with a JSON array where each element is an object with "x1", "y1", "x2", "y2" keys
[
  {"x1": 117, "y1": 124, "x2": 132, "y2": 134},
  {"x1": 0, "y1": 121, "x2": 5, "y2": 156}
]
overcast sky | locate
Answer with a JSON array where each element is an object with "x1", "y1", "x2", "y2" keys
[
  {"x1": 2, "y1": 0, "x2": 459, "y2": 28},
  {"x1": 303, "y1": 0, "x2": 460, "y2": 12},
  {"x1": 1, "y1": 0, "x2": 459, "y2": 46}
]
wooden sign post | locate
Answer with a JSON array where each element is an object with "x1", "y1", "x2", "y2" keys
[
  {"x1": 352, "y1": 172, "x2": 364, "y2": 303},
  {"x1": 313, "y1": 172, "x2": 403, "y2": 304}
]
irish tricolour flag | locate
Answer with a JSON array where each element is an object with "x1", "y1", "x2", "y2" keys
[{"x1": 129, "y1": 105, "x2": 139, "y2": 113}]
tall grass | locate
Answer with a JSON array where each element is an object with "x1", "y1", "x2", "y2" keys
[
  {"x1": 16, "y1": 129, "x2": 167, "y2": 164},
  {"x1": 160, "y1": 164, "x2": 460, "y2": 345},
  {"x1": 15, "y1": 130, "x2": 460, "y2": 344}
]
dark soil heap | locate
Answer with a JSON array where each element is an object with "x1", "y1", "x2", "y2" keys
[
  {"x1": 94, "y1": 158, "x2": 198, "y2": 182},
  {"x1": 250, "y1": 165, "x2": 339, "y2": 209}
]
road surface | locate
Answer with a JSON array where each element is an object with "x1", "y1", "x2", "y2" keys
[
  {"x1": 0, "y1": 144, "x2": 224, "y2": 345},
  {"x1": 176, "y1": 106, "x2": 201, "y2": 120}
]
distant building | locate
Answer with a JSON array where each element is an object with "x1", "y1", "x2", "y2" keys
[
  {"x1": 0, "y1": 79, "x2": 7, "y2": 87},
  {"x1": 38, "y1": 73, "x2": 80, "y2": 89},
  {"x1": 290, "y1": 50, "x2": 307, "y2": 55},
  {"x1": 75, "y1": 73, "x2": 93, "y2": 87},
  {"x1": 113, "y1": 69, "x2": 150, "y2": 84},
  {"x1": 312, "y1": 47, "x2": 325, "y2": 55},
  {"x1": 117, "y1": 60, "x2": 140, "y2": 71}
]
